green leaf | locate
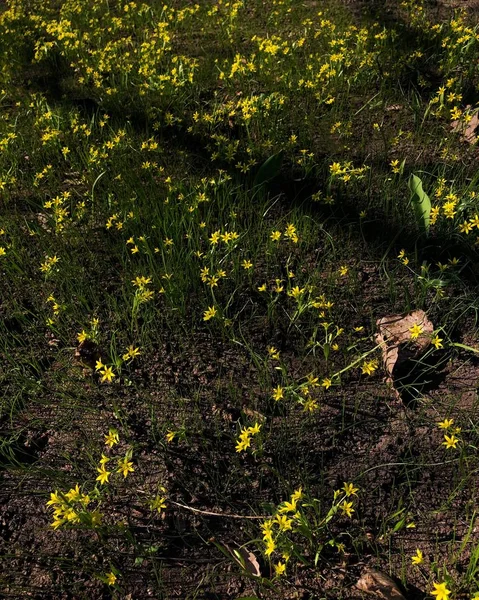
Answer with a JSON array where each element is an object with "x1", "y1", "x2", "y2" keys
[
  {"x1": 253, "y1": 150, "x2": 284, "y2": 187},
  {"x1": 322, "y1": 342, "x2": 330, "y2": 361},
  {"x1": 408, "y1": 173, "x2": 431, "y2": 233}
]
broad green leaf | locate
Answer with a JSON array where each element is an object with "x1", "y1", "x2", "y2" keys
[
  {"x1": 253, "y1": 150, "x2": 284, "y2": 187},
  {"x1": 408, "y1": 173, "x2": 431, "y2": 233}
]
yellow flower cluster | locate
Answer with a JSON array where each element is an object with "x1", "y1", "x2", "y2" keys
[
  {"x1": 261, "y1": 487, "x2": 303, "y2": 562},
  {"x1": 329, "y1": 161, "x2": 369, "y2": 182},
  {"x1": 235, "y1": 422, "x2": 261, "y2": 453},
  {"x1": 46, "y1": 485, "x2": 100, "y2": 530}
]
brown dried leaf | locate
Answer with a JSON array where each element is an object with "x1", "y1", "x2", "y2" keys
[
  {"x1": 242, "y1": 407, "x2": 265, "y2": 421},
  {"x1": 36, "y1": 213, "x2": 51, "y2": 232},
  {"x1": 226, "y1": 545, "x2": 261, "y2": 577},
  {"x1": 375, "y1": 309, "x2": 434, "y2": 380},
  {"x1": 356, "y1": 569, "x2": 407, "y2": 599}
]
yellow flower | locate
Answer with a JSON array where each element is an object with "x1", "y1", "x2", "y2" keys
[
  {"x1": 443, "y1": 434, "x2": 459, "y2": 449},
  {"x1": 132, "y1": 275, "x2": 151, "y2": 288},
  {"x1": 65, "y1": 484, "x2": 82, "y2": 502},
  {"x1": 339, "y1": 265, "x2": 348, "y2": 276},
  {"x1": 431, "y1": 335, "x2": 443, "y2": 349},
  {"x1": 450, "y1": 106, "x2": 462, "y2": 120},
  {"x1": 264, "y1": 537, "x2": 276, "y2": 556},
  {"x1": 248, "y1": 422, "x2": 262, "y2": 435},
  {"x1": 288, "y1": 285, "x2": 305, "y2": 299},
  {"x1": 46, "y1": 491, "x2": 63, "y2": 507},
  {"x1": 166, "y1": 430, "x2": 176, "y2": 443},
  {"x1": 203, "y1": 306, "x2": 217, "y2": 321},
  {"x1": 278, "y1": 499, "x2": 297, "y2": 513},
  {"x1": 321, "y1": 377, "x2": 332, "y2": 389},
  {"x1": 96, "y1": 466, "x2": 111, "y2": 485},
  {"x1": 117, "y1": 456, "x2": 135, "y2": 478},
  {"x1": 258, "y1": 283, "x2": 267, "y2": 292},
  {"x1": 275, "y1": 514, "x2": 293, "y2": 531},
  {"x1": 291, "y1": 487, "x2": 303, "y2": 502},
  {"x1": 268, "y1": 346, "x2": 280, "y2": 360},
  {"x1": 361, "y1": 360, "x2": 378, "y2": 376},
  {"x1": 51, "y1": 516, "x2": 66, "y2": 529},
  {"x1": 122, "y1": 345, "x2": 141, "y2": 360},
  {"x1": 342, "y1": 482, "x2": 359, "y2": 496},
  {"x1": 409, "y1": 323, "x2": 423, "y2": 340},
  {"x1": 235, "y1": 437, "x2": 250, "y2": 452},
  {"x1": 340, "y1": 500, "x2": 354, "y2": 517},
  {"x1": 272, "y1": 385, "x2": 284, "y2": 401},
  {"x1": 149, "y1": 495, "x2": 167, "y2": 513},
  {"x1": 411, "y1": 549, "x2": 424, "y2": 565},
  {"x1": 470, "y1": 214, "x2": 479, "y2": 228},
  {"x1": 459, "y1": 220, "x2": 473, "y2": 234},
  {"x1": 261, "y1": 519, "x2": 274, "y2": 539},
  {"x1": 106, "y1": 572, "x2": 117, "y2": 586},
  {"x1": 270, "y1": 230, "x2": 281, "y2": 242},
  {"x1": 274, "y1": 561, "x2": 286, "y2": 576},
  {"x1": 431, "y1": 582, "x2": 451, "y2": 600},
  {"x1": 242, "y1": 259, "x2": 253, "y2": 270},
  {"x1": 330, "y1": 162, "x2": 342, "y2": 175},
  {"x1": 438, "y1": 418, "x2": 453, "y2": 429},
  {"x1": 77, "y1": 330, "x2": 88, "y2": 343},
  {"x1": 209, "y1": 230, "x2": 221, "y2": 245},
  {"x1": 100, "y1": 366, "x2": 115, "y2": 383},
  {"x1": 284, "y1": 223, "x2": 298, "y2": 243},
  {"x1": 397, "y1": 249, "x2": 409, "y2": 265},
  {"x1": 105, "y1": 428, "x2": 119, "y2": 447}
]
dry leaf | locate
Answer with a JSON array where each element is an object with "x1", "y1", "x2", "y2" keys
[
  {"x1": 356, "y1": 569, "x2": 407, "y2": 599},
  {"x1": 36, "y1": 213, "x2": 51, "y2": 232},
  {"x1": 242, "y1": 407, "x2": 265, "y2": 421},
  {"x1": 375, "y1": 310, "x2": 433, "y2": 375},
  {"x1": 226, "y1": 545, "x2": 261, "y2": 577},
  {"x1": 375, "y1": 310, "x2": 433, "y2": 396}
]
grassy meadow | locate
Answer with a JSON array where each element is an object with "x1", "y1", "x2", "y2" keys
[{"x1": 2, "y1": 0, "x2": 479, "y2": 597}]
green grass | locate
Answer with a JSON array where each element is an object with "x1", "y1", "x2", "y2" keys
[{"x1": 2, "y1": 0, "x2": 479, "y2": 598}]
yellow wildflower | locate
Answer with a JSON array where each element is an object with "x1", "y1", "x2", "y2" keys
[
  {"x1": 411, "y1": 549, "x2": 424, "y2": 565},
  {"x1": 203, "y1": 306, "x2": 217, "y2": 321}
]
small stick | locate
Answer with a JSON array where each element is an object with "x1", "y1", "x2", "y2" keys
[
  {"x1": 170, "y1": 500, "x2": 265, "y2": 520},
  {"x1": 135, "y1": 488, "x2": 266, "y2": 519}
]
